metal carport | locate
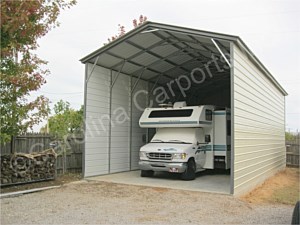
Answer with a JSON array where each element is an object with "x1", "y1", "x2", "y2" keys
[{"x1": 80, "y1": 21, "x2": 287, "y2": 196}]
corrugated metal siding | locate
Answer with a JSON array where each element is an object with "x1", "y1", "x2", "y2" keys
[
  {"x1": 233, "y1": 44, "x2": 286, "y2": 195},
  {"x1": 84, "y1": 64, "x2": 149, "y2": 177},
  {"x1": 131, "y1": 78, "x2": 148, "y2": 169},
  {"x1": 110, "y1": 71, "x2": 131, "y2": 173},
  {"x1": 84, "y1": 64, "x2": 111, "y2": 177}
]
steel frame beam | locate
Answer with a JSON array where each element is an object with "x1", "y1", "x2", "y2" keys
[
  {"x1": 125, "y1": 39, "x2": 191, "y2": 74},
  {"x1": 86, "y1": 56, "x2": 99, "y2": 83},
  {"x1": 103, "y1": 30, "x2": 228, "y2": 89},
  {"x1": 215, "y1": 39, "x2": 230, "y2": 54},
  {"x1": 153, "y1": 31, "x2": 205, "y2": 62},
  {"x1": 186, "y1": 35, "x2": 229, "y2": 71},
  {"x1": 105, "y1": 51, "x2": 177, "y2": 82},
  {"x1": 107, "y1": 30, "x2": 226, "y2": 85},
  {"x1": 211, "y1": 38, "x2": 231, "y2": 68},
  {"x1": 145, "y1": 31, "x2": 228, "y2": 81},
  {"x1": 125, "y1": 48, "x2": 192, "y2": 81},
  {"x1": 111, "y1": 60, "x2": 126, "y2": 88},
  {"x1": 104, "y1": 30, "x2": 230, "y2": 92},
  {"x1": 108, "y1": 69, "x2": 112, "y2": 173},
  {"x1": 165, "y1": 31, "x2": 228, "y2": 73},
  {"x1": 187, "y1": 35, "x2": 217, "y2": 54},
  {"x1": 131, "y1": 67, "x2": 146, "y2": 93},
  {"x1": 148, "y1": 54, "x2": 228, "y2": 83},
  {"x1": 163, "y1": 31, "x2": 218, "y2": 60},
  {"x1": 109, "y1": 39, "x2": 166, "y2": 70},
  {"x1": 150, "y1": 73, "x2": 163, "y2": 93},
  {"x1": 155, "y1": 71, "x2": 230, "y2": 95}
]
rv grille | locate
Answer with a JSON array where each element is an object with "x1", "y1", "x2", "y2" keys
[{"x1": 147, "y1": 153, "x2": 172, "y2": 160}]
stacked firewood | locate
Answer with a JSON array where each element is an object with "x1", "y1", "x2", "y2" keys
[{"x1": 0, "y1": 149, "x2": 57, "y2": 185}]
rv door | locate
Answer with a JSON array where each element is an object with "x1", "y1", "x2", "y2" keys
[{"x1": 195, "y1": 128, "x2": 206, "y2": 169}]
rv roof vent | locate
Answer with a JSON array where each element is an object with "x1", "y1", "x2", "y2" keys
[
  {"x1": 158, "y1": 102, "x2": 173, "y2": 108},
  {"x1": 173, "y1": 101, "x2": 187, "y2": 108}
]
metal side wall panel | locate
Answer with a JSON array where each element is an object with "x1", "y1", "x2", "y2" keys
[
  {"x1": 233, "y1": 44, "x2": 286, "y2": 196},
  {"x1": 131, "y1": 78, "x2": 148, "y2": 170},
  {"x1": 84, "y1": 64, "x2": 111, "y2": 177},
  {"x1": 110, "y1": 71, "x2": 131, "y2": 173}
]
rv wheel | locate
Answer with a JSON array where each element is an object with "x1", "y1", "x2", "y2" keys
[
  {"x1": 181, "y1": 159, "x2": 196, "y2": 181},
  {"x1": 141, "y1": 170, "x2": 154, "y2": 177},
  {"x1": 292, "y1": 201, "x2": 299, "y2": 225}
]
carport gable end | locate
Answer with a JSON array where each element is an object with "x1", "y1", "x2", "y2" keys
[{"x1": 80, "y1": 21, "x2": 287, "y2": 196}]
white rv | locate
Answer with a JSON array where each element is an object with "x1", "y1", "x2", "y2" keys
[{"x1": 138, "y1": 102, "x2": 231, "y2": 180}]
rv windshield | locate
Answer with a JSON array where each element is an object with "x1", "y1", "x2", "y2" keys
[{"x1": 151, "y1": 128, "x2": 199, "y2": 144}]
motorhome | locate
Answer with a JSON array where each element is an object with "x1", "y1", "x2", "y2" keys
[{"x1": 138, "y1": 101, "x2": 231, "y2": 180}]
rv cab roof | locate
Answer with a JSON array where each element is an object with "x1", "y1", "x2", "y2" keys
[{"x1": 139, "y1": 104, "x2": 216, "y2": 128}]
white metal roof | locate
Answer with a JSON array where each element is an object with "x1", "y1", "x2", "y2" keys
[{"x1": 80, "y1": 21, "x2": 287, "y2": 96}]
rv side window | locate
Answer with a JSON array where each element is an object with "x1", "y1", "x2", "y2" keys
[
  {"x1": 149, "y1": 109, "x2": 193, "y2": 118},
  {"x1": 227, "y1": 120, "x2": 231, "y2": 136},
  {"x1": 205, "y1": 110, "x2": 212, "y2": 121}
]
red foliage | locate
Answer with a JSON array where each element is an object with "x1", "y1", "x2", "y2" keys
[
  {"x1": 106, "y1": 15, "x2": 148, "y2": 44},
  {"x1": 133, "y1": 15, "x2": 148, "y2": 28}
]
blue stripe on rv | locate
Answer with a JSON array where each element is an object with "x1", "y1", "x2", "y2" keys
[
  {"x1": 200, "y1": 145, "x2": 230, "y2": 151},
  {"x1": 140, "y1": 121, "x2": 212, "y2": 125},
  {"x1": 140, "y1": 121, "x2": 198, "y2": 125}
]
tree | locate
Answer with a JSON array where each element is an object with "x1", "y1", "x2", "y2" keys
[
  {"x1": 47, "y1": 100, "x2": 83, "y2": 138},
  {"x1": 45, "y1": 100, "x2": 83, "y2": 173},
  {"x1": 107, "y1": 15, "x2": 148, "y2": 43},
  {"x1": 286, "y1": 131, "x2": 296, "y2": 142},
  {"x1": 0, "y1": 0, "x2": 76, "y2": 144}
]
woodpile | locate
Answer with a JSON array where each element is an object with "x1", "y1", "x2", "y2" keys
[{"x1": 0, "y1": 149, "x2": 57, "y2": 185}]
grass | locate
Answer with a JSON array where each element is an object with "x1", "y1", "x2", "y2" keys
[
  {"x1": 272, "y1": 185, "x2": 299, "y2": 205},
  {"x1": 270, "y1": 168, "x2": 299, "y2": 205},
  {"x1": 241, "y1": 167, "x2": 299, "y2": 205}
]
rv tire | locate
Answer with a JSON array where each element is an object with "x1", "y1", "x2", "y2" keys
[
  {"x1": 141, "y1": 170, "x2": 154, "y2": 177},
  {"x1": 181, "y1": 159, "x2": 196, "y2": 180},
  {"x1": 292, "y1": 201, "x2": 299, "y2": 225}
]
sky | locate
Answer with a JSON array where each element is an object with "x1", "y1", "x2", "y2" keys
[{"x1": 32, "y1": 0, "x2": 300, "y2": 132}]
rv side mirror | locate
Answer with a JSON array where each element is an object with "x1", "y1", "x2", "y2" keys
[{"x1": 205, "y1": 135, "x2": 211, "y2": 143}]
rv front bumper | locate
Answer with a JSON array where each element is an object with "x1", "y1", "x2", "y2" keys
[{"x1": 138, "y1": 160, "x2": 187, "y2": 173}]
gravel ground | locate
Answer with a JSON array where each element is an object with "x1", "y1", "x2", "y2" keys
[{"x1": 1, "y1": 180, "x2": 294, "y2": 224}]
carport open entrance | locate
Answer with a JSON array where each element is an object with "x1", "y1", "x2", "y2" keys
[{"x1": 82, "y1": 23, "x2": 233, "y2": 194}]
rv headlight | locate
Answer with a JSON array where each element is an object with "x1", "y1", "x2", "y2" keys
[
  {"x1": 139, "y1": 151, "x2": 147, "y2": 159},
  {"x1": 173, "y1": 153, "x2": 187, "y2": 160}
]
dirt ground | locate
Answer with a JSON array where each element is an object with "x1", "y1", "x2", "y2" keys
[
  {"x1": 1, "y1": 168, "x2": 298, "y2": 224},
  {"x1": 2, "y1": 168, "x2": 298, "y2": 205},
  {"x1": 1, "y1": 180, "x2": 294, "y2": 224},
  {"x1": 241, "y1": 167, "x2": 300, "y2": 205}
]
